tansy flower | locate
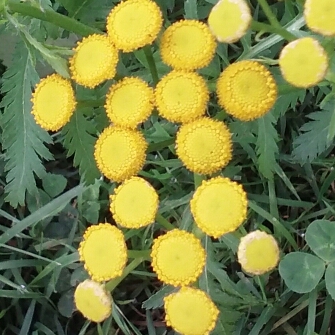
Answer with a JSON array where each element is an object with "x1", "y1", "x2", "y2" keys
[
  {"x1": 217, "y1": 60, "x2": 277, "y2": 121},
  {"x1": 237, "y1": 230, "x2": 280, "y2": 275},
  {"x1": 155, "y1": 71, "x2": 209, "y2": 124},
  {"x1": 79, "y1": 223, "x2": 127, "y2": 282},
  {"x1": 160, "y1": 20, "x2": 217, "y2": 71},
  {"x1": 175, "y1": 118, "x2": 232, "y2": 175},
  {"x1": 105, "y1": 77, "x2": 154, "y2": 129},
  {"x1": 74, "y1": 280, "x2": 112, "y2": 323},
  {"x1": 279, "y1": 37, "x2": 329, "y2": 88},
  {"x1": 31, "y1": 74, "x2": 76, "y2": 131},
  {"x1": 164, "y1": 287, "x2": 219, "y2": 335},
  {"x1": 94, "y1": 126, "x2": 147, "y2": 182},
  {"x1": 69, "y1": 34, "x2": 118, "y2": 88},
  {"x1": 106, "y1": 0, "x2": 163, "y2": 52},
  {"x1": 208, "y1": 0, "x2": 252, "y2": 43},
  {"x1": 110, "y1": 177, "x2": 159, "y2": 229},
  {"x1": 151, "y1": 229, "x2": 206, "y2": 286},
  {"x1": 304, "y1": 0, "x2": 335, "y2": 37},
  {"x1": 190, "y1": 177, "x2": 247, "y2": 238}
]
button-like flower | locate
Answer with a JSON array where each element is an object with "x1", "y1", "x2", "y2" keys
[{"x1": 31, "y1": 74, "x2": 76, "y2": 131}]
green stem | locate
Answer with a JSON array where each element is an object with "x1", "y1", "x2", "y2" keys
[
  {"x1": 143, "y1": 45, "x2": 159, "y2": 85},
  {"x1": 251, "y1": 20, "x2": 296, "y2": 41},
  {"x1": 6, "y1": 0, "x2": 102, "y2": 36},
  {"x1": 127, "y1": 249, "x2": 151, "y2": 259},
  {"x1": 256, "y1": 0, "x2": 281, "y2": 29},
  {"x1": 156, "y1": 213, "x2": 175, "y2": 230}
]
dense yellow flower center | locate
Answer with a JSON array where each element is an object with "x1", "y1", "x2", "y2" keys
[
  {"x1": 31, "y1": 74, "x2": 76, "y2": 131},
  {"x1": 110, "y1": 177, "x2": 159, "y2": 229},
  {"x1": 160, "y1": 20, "x2": 217, "y2": 70},
  {"x1": 74, "y1": 280, "x2": 112, "y2": 323},
  {"x1": 217, "y1": 60, "x2": 277, "y2": 121},
  {"x1": 106, "y1": 0, "x2": 163, "y2": 52},
  {"x1": 208, "y1": 0, "x2": 251, "y2": 43},
  {"x1": 190, "y1": 176, "x2": 247, "y2": 238},
  {"x1": 237, "y1": 230, "x2": 280, "y2": 275},
  {"x1": 164, "y1": 287, "x2": 219, "y2": 335},
  {"x1": 279, "y1": 37, "x2": 329, "y2": 88},
  {"x1": 94, "y1": 126, "x2": 147, "y2": 182},
  {"x1": 155, "y1": 71, "x2": 209, "y2": 123},
  {"x1": 69, "y1": 34, "x2": 118, "y2": 88},
  {"x1": 176, "y1": 118, "x2": 232, "y2": 175},
  {"x1": 79, "y1": 223, "x2": 127, "y2": 282},
  {"x1": 151, "y1": 229, "x2": 206, "y2": 286}
]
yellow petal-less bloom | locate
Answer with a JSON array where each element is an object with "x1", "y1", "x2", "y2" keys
[
  {"x1": 78, "y1": 223, "x2": 127, "y2": 282},
  {"x1": 31, "y1": 74, "x2": 76, "y2": 131},
  {"x1": 106, "y1": 0, "x2": 163, "y2": 52},
  {"x1": 208, "y1": 0, "x2": 252, "y2": 43},
  {"x1": 155, "y1": 71, "x2": 209, "y2": 124},
  {"x1": 217, "y1": 60, "x2": 277, "y2": 121},
  {"x1": 175, "y1": 118, "x2": 232, "y2": 175},
  {"x1": 164, "y1": 287, "x2": 219, "y2": 335},
  {"x1": 237, "y1": 230, "x2": 280, "y2": 275},
  {"x1": 110, "y1": 177, "x2": 159, "y2": 229},
  {"x1": 69, "y1": 34, "x2": 118, "y2": 88},
  {"x1": 151, "y1": 229, "x2": 206, "y2": 286},
  {"x1": 94, "y1": 126, "x2": 147, "y2": 182},
  {"x1": 74, "y1": 280, "x2": 112, "y2": 323},
  {"x1": 105, "y1": 77, "x2": 154, "y2": 129},
  {"x1": 160, "y1": 20, "x2": 217, "y2": 71},
  {"x1": 304, "y1": 0, "x2": 335, "y2": 37},
  {"x1": 279, "y1": 37, "x2": 329, "y2": 88},
  {"x1": 190, "y1": 177, "x2": 247, "y2": 238}
]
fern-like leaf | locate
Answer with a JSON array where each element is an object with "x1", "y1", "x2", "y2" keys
[{"x1": 0, "y1": 39, "x2": 53, "y2": 207}]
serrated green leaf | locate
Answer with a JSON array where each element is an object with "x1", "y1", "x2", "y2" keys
[
  {"x1": 142, "y1": 285, "x2": 176, "y2": 310},
  {"x1": 0, "y1": 39, "x2": 53, "y2": 207}
]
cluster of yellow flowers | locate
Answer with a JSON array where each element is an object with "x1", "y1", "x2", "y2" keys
[{"x1": 29, "y1": 0, "x2": 334, "y2": 333}]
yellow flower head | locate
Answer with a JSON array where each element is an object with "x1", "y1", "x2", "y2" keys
[
  {"x1": 237, "y1": 230, "x2": 280, "y2": 275},
  {"x1": 155, "y1": 70, "x2": 209, "y2": 124},
  {"x1": 160, "y1": 20, "x2": 217, "y2": 71},
  {"x1": 304, "y1": 0, "x2": 335, "y2": 36},
  {"x1": 31, "y1": 74, "x2": 76, "y2": 131},
  {"x1": 106, "y1": 0, "x2": 163, "y2": 52},
  {"x1": 164, "y1": 287, "x2": 219, "y2": 335},
  {"x1": 94, "y1": 126, "x2": 147, "y2": 182},
  {"x1": 175, "y1": 118, "x2": 232, "y2": 175},
  {"x1": 74, "y1": 280, "x2": 112, "y2": 323},
  {"x1": 279, "y1": 37, "x2": 329, "y2": 88},
  {"x1": 208, "y1": 0, "x2": 252, "y2": 43},
  {"x1": 105, "y1": 77, "x2": 154, "y2": 129},
  {"x1": 190, "y1": 177, "x2": 247, "y2": 238},
  {"x1": 110, "y1": 177, "x2": 159, "y2": 229},
  {"x1": 151, "y1": 229, "x2": 206, "y2": 286},
  {"x1": 69, "y1": 34, "x2": 118, "y2": 88},
  {"x1": 217, "y1": 60, "x2": 277, "y2": 121},
  {"x1": 78, "y1": 223, "x2": 127, "y2": 282}
]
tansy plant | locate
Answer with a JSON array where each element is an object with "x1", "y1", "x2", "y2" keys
[{"x1": 0, "y1": 0, "x2": 335, "y2": 334}]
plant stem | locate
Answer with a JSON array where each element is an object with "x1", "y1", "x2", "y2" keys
[
  {"x1": 156, "y1": 213, "x2": 175, "y2": 230},
  {"x1": 256, "y1": 0, "x2": 281, "y2": 29},
  {"x1": 251, "y1": 20, "x2": 296, "y2": 41},
  {"x1": 143, "y1": 45, "x2": 159, "y2": 85},
  {"x1": 127, "y1": 249, "x2": 151, "y2": 259},
  {"x1": 6, "y1": 0, "x2": 102, "y2": 36}
]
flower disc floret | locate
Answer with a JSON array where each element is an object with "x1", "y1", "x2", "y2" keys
[
  {"x1": 208, "y1": 0, "x2": 252, "y2": 43},
  {"x1": 110, "y1": 177, "x2": 159, "y2": 229},
  {"x1": 304, "y1": 0, "x2": 335, "y2": 36},
  {"x1": 190, "y1": 177, "x2": 247, "y2": 238},
  {"x1": 164, "y1": 287, "x2": 219, "y2": 335},
  {"x1": 279, "y1": 37, "x2": 328, "y2": 88},
  {"x1": 217, "y1": 60, "x2": 277, "y2": 121},
  {"x1": 106, "y1": 0, "x2": 163, "y2": 52},
  {"x1": 31, "y1": 74, "x2": 76, "y2": 131},
  {"x1": 74, "y1": 280, "x2": 112, "y2": 323},
  {"x1": 94, "y1": 126, "x2": 147, "y2": 182},
  {"x1": 79, "y1": 223, "x2": 127, "y2": 282},
  {"x1": 237, "y1": 230, "x2": 279, "y2": 275},
  {"x1": 69, "y1": 34, "x2": 118, "y2": 88},
  {"x1": 176, "y1": 118, "x2": 232, "y2": 175},
  {"x1": 151, "y1": 229, "x2": 206, "y2": 286},
  {"x1": 105, "y1": 77, "x2": 154, "y2": 128},
  {"x1": 155, "y1": 71, "x2": 209, "y2": 123},
  {"x1": 160, "y1": 20, "x2": 217, "y2": 70}
]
